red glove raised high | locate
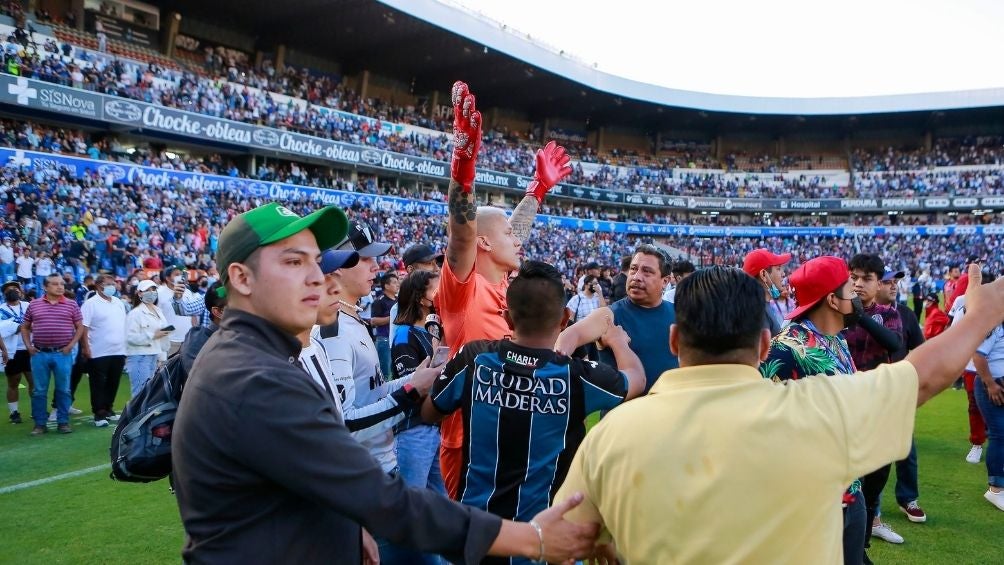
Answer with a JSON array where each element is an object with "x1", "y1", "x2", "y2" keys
[
  {"x1": 450, "y1": 81, "x2": 482, "y2": 193},
  {"x1": 525, "y1": 141, "x2": 573, "y2": 203}
]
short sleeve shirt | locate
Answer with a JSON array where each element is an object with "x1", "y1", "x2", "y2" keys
[
  {"x1": 431, "y1": 339, "x2": 627, "y2": 528},
  {"x1": 842, "y1": 303, "x2": 903, "y2": 371}
]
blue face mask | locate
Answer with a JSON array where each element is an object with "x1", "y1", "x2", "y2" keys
[
  {"x1": 768, "y1": 283, "x2": 781, "y2": 300},
  {"x1": 102, "y1": 285, "x2": 117, "y2": 297}
]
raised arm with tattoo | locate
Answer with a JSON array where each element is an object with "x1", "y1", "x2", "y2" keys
[
  {"x1": 445, "y1": 81, "x2": 482, "y2": 282},
  {"x1": 510, "y1": 141, "x2": 573, "y2": 242}
]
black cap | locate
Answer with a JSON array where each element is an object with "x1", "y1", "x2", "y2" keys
[
  {"x1": 337, "y1": 222, "x2": 392, "y2": 258},
  {"x1": 924, "y1": 292, "x2": 939, "y2": 302},
  {"x1": 402, "y1": 244, "x2": 443, "y2": 267}
]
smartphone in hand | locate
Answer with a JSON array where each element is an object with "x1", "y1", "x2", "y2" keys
[
  {"x1": 161, "y1": 325, "x2": 176, "y2": 332},
  {"x1": 431, "y1": 346, "x2": 450, "y2": 367}
]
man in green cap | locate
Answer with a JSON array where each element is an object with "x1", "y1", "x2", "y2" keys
[{"x1": 172, "y1": 202, "x2": 598, "y2": 565}]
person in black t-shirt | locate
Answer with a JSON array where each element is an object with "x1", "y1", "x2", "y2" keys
[{"x1": 371, "y1": 272, "x2": 398, "y2": 379}]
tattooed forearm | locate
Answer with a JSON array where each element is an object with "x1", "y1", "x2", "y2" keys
[
  {"x1": 448, "y1": 180, "x2": 477, "y2": 225},
  {"x1": 510, "y1": 194, "x2": 539, "y2": 243}
]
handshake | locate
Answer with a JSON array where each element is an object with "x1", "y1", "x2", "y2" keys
[{"x1": 450, "y1": 80, "x2": 572, "y2": 201}]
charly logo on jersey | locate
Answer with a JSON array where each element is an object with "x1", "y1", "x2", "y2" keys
[
  {"x1": 275, "y1": 206, "x2": 298, "y2": 217},
  {"x1": 360, "y1": 149, "x2": 382, "y2": 165},
  {"x1": 96, "y1": 164, "x2": 127, "y2": 181},
  {"x1": 871, "y1": 314, "x2": 884, "y2": 324},
  {"x1": 504, "y1": 350, "x2": 539, "y2": 367},
  {"x1": 104, "y1": 99, "x2": 143, "y2": 122},
  {"x1": 252, "y1": 128, "x2": 280, "y2": 147}
]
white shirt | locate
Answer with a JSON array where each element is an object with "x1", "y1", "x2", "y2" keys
[
  {"x1": 125, "y1": 303, "x2": 169, "y2": 356},
  {"x1": 951, "y1": 296, "x2": 977, "y2": 373},
  {"x1": 81, "y1": 294, "x2": 128, "y2": 357},
  {"x1": 15, "y1": 255, "x2": 33, "y2": 279},
  {"x1": 663, "y1": 285, "x2": 677, "y2": 303},
  {"x1": 35, "y1": 258, "x2": 53, "y2": 277},
  {"x1": 157, "y1": 284, "x2": 194, "y2": 342},
  {"x1": 0, "y1": 300, "x2": 29, "y2": 352},
  {"x1": 313, "y1": 315, "x2": 407, "y2": 474},
  {"x1": 0, "y1": 244, "x2": 13, "y2": 264},
  {"x1": 298, "y1": 335, "x2": 343, "y2": 419},
  {"x1": 976, "y1": 326, "x2": 1004, "y2": 378}
]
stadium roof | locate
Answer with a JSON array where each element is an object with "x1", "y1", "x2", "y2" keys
[{"x1": 160, "y1": 0, "x2": 1004, "y2": 133}]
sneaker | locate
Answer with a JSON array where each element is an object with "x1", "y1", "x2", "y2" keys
[
  {"x1": 68, "y1": 406, "x2": 82, "y2": 415},
  {"x1": 9, "y1": 410, "x2": 22, "y2": 424},
  {"x1": 30, "y1": 425, "x2": 47, "y2": 436},
  {"x1": 106, "y1": 412, "x2": 120, "y2": 422},
  {"x1": 47, "y1": 409, "x2": 57, "y2": 422},
  {"x1": 899, "y1": 500, "x2": 927, "y2": 523},
  {"x1": 985, "y1": 489, "x2": 1004, "y2": 512},
  {"x1": 966, "y1": 444, "x2": 983, "y2": 464},
  {"x1": 94, "y1": 419, "x2": 108, "y2": 428},
  {"x1": 56, "y1": 423, "x2": 72, "y2": 434},
  {"x1": 871, "y1": 522, "x2": 904, "y2": 544}
]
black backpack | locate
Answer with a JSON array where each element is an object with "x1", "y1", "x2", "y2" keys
[{"x1": 109, "y1": 353, "x2": 188, "y2": 483}]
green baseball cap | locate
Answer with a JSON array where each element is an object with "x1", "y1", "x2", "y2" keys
[{"x1": 217, "y1": 202, "x2": 348, "y2": 286}]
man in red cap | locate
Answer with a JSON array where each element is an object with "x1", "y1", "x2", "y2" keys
[
  {"x1": 742, "y1": 249, "x2": 792, "y2": 336},
  {"x1": 760, "y1": 256, "x2": 866, "y2": 564}
]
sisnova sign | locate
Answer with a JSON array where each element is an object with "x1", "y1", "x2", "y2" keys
[
  {"x1": 4, "y1": 147, "x2": 1003, "y2": 237},
  {"x1": 0, "y1": 75, "x2": 999, "y2": 213}
]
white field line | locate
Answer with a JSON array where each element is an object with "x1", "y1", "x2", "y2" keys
[{"x1": 0, "y1": 464, "x2": 109, "y2": 494}]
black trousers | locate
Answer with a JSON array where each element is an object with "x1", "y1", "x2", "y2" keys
[
  {"x1": 861, "y1": 463, "x2": 892, "y2": 548},
  {"x1": 88, "y1": 355, "x2": 125, "y2": 417}
]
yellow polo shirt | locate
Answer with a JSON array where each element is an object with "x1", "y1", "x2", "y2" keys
[{"x1": 555, "y1": 361, "x2": 918, "y2": 564}]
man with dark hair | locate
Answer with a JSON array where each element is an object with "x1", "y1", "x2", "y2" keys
[
  {"x1": 876, "y1": 268, "x2": 927, "y2": 527},
  {"x1": 844, "y1": 253, "x2": 906, "y2": 550},
  {"x1": 371, "y1": 272, "x2": 399, "y2": 379},
  {"x1": 1, "y1": 280, "x2": 32, "y2": 424},
  {"x1": 21, "y1": 273, "x2": 85, "y2": 435},
  {"x1": 556, "y1": 264, "x2": 1004, "y2": 563},
  {"x1": 388, "y1": 244, "x2": 443, "y2": 345},
  {"x1": 743, "y1": 249, "x2": 792, "y2": 336},
  {"x1": 609, "y1": 255, "x2": 631, "y2": 303},
  {"x1": 664, "y1": 259, "x2": 696, "y2": 304},
  {"x1": 422, "y1": 261, "x2": 644, "y2": 563},
  {"x1": 173, "y1": 203, "x2": 597, "y2": 564},
  {"x1": 556, "y1": 244, "x2": 678, "y2": 391}
]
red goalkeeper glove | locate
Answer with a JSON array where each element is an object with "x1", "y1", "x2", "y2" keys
[
  {"x1": 450, "y1": 81, "x2": 482, "y2": 193},
  {"x1": 525, "y1": 141, "x2": 572, "y2": 203}
]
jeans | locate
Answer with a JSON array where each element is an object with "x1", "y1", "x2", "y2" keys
[
  {"x1": 126, "y1": 354, "x2": 158, "y2": 397},
  {"x1": 397, "y1": 425, "x2": 446, "y2": 494},
  {"x1": 0, "y1": 262, "x2": 12, "y2": 283},
  {"x1": 375, "y1": 336, "x2": 391, "y2": 380},
  {"x1": 30, "y1": 350, "x2": 72, "y2": 426},
  {"x1": 894, "y1": 439, "x2": 919, "y2": 505},
  {"x1": 844, "y1": 491, "x2": 866, "y2": 565},
  {"x1": 974, "y1": 378, "x2": 1004, "y2": 488},
  {"x1": 380, "y1": 425, "x2": 445, "y2": 565}
]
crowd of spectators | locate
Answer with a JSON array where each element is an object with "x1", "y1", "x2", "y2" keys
[{"x1": 4, "y1": 24, "x2": 1003, "y2": 202}]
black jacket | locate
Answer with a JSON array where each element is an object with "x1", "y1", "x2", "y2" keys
[{"x1": 173, "y1": 309, "x2": 501, "y2": 564}]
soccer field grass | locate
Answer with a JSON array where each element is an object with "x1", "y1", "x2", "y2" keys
[{"x1": 1, "y1": 376, "x2": 999, "y2": 564}]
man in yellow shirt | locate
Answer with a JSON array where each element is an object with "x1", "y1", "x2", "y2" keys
[{"x1": 556, "y1": 264, "x2": 1004, "y2": 564}]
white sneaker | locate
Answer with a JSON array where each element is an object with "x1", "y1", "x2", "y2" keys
[
  {"x1": 94, "y1": 419, "x2": 108, "y2": 428},
  {"x1": 872, "y1": 522, "x2": 904, "y2": 544},
  {"x1": 68, "y1": 406, "x2": 83, "y2": 415},
  {"x1": 106, "y1": 413, "x2": 120, "y2": 422},
  {"x1": 966, "y1": 444, "x2": 983, "y2": 464},
  {"x1": 985, "y1": 489, "x2": 1004, "y2": 511},
  {"x1": 48, "y1": 409, "x2": 57, "y2": 422}
]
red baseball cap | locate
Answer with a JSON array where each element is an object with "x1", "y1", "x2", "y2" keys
[
  {"x1": 786, "y1": 256, "x2": 851, "y2": 320},
  {"x1": 742, "y1": 249, "x2": 792, "y2": 278}
]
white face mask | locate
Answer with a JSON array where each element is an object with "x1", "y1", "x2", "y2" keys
[{"x1": 140, "y1": 291, "x2": 157, "y2": 304}]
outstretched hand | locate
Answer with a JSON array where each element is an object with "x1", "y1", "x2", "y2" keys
[
  {"x1": 531, "y1": 492, "x2": 601, "y2": 563},
  {"x1": 526, "y1": 140, "x2": 573, "y2": 203},
  {"x1": 450, "y1": 81, "x2": 482, "y2": 192}
]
